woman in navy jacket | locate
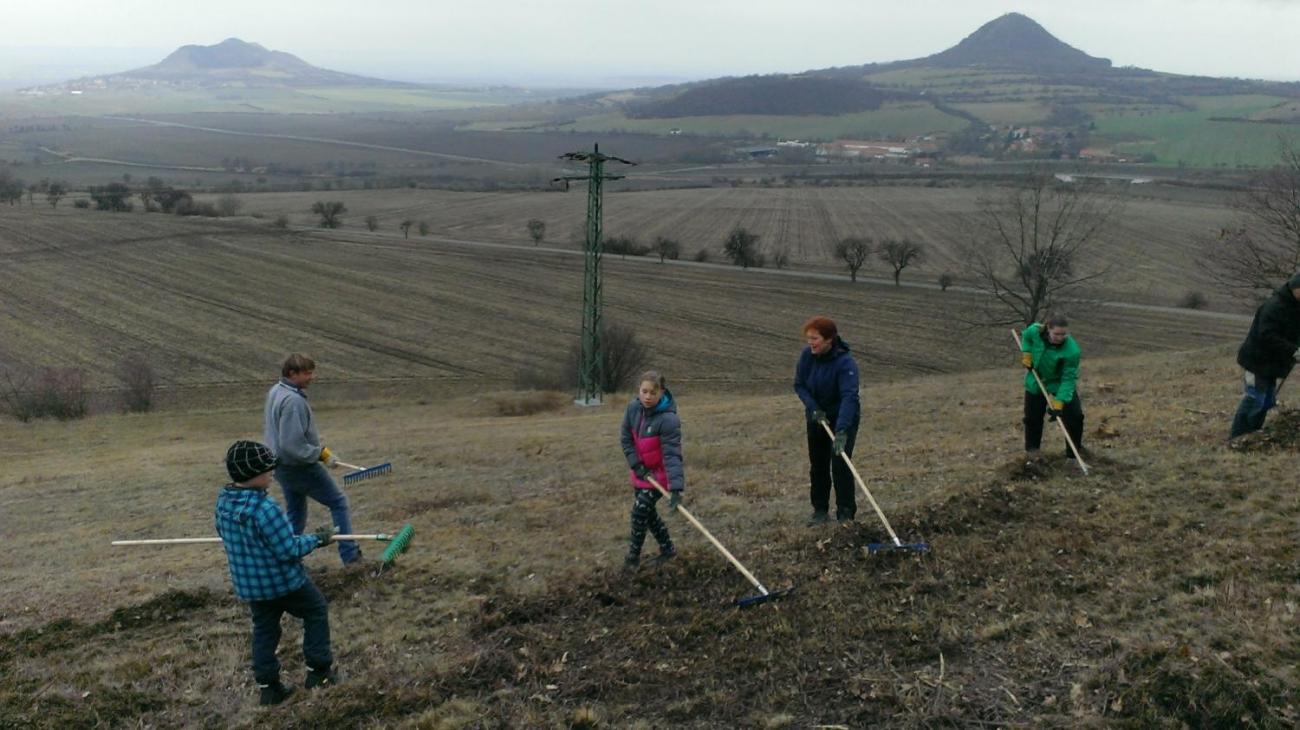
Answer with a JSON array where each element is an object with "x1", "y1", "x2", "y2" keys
[{"x1": 793, "y1": 316, "x2": 861, "y2": 525}]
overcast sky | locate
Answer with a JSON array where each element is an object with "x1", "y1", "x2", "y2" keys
[{"x1": 3, "y1": 0, "x2": 1299, "y2": 87}]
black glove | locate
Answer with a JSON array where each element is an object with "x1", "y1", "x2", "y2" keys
[
  {"x1": 832, "y1": 431, "x2": 848, "y2": 456},
  {"x1": 631, "y1": 463, "x2": 651, "y2": 479},
  {"x1": 311, "y1": 524, "x2": 336, "y2": 546},
  {"x1": 810, "y1": 409, "x2": 827, "y2": 424},
  {"x1": 669, "y1": 492, "x2": 682, "y2": 510}
]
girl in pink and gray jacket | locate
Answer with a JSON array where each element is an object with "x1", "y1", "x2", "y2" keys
[{"x1": 619, "y1": 370, "x2": 685, "y2": 570}]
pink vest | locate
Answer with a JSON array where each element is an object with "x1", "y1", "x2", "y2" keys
[{"x1": 629, "y1": 411, "x2": 668, "y2": 490}]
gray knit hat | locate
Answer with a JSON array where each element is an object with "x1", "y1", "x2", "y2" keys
[{"x1": 225, "y1": 440, "x2": 278, "y2": 483}]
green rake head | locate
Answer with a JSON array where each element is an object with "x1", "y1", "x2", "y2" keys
[{"x1": 380, "y1": 524, "x2": 414, "y2": 566}]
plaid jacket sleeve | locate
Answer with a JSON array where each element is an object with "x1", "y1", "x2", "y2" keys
[{"x1": 255, "y1": 500, "x2": 320, "y2": 561}]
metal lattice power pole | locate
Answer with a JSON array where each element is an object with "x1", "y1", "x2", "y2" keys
[{"x1": 555, "y1": 144, "x2": 635, "y2": 406}]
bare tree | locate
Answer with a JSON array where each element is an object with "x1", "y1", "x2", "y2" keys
[
  {"x1": 723, "y1": 227, "x2": 763, "y2": 269},
  {"x1": 1200, "y1": 136, "x2": 1300, "y2": 305},
  {"x1": 938, "y1": 273, "x2": 955, "y2": 291},
  {"x1": 117, "y1": 351, "x2": 157, "y2": 413},
  {"x1": 364, "y1": 215, "x2": 379, "y2": 231},
  {"x1": 962, "y1": 171, "x2": 1120, "y2": 326},
  {"x1": 311, "y1": 200, "x2": 346, "y2": 228},
  {"x1": 526, "y1": 218, "x2": 546, "y2": 246},
  {"x1": 653, "y1": 236, "x2": 680, "y2": 263},
  {"x1": 878, "y1": 238, "x2": 924, "y2": 286},
  {"x1": 834, "y1": 236, "x2": 873, "y2": 282},
  {"x1": 400, "y1": 220, "x2": 413, "y2": 239},
  {"x1": 418, "y1": 221, "x2": 430, "y2": 237},
  {"x1": 216, "y1": 193, "x2": 243, "y2": 217},
  {"x1": 45, "y1": 182, "x2": 67, "y2": 208}
]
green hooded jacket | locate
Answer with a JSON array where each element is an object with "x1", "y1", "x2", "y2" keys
[{"x1": 1020, "y1": 323, "x2": 1081, "y2": 402}]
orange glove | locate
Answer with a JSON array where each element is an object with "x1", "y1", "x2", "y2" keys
[
  {"x1": 319, "y1": 447, "x2": 339, "y2": 468},
  {"x1": 1020, "y1": 352, "x2": 1034, "y2": 370},
  {"x1": 1049, "y1": 399, "x2": 1065, "y2": 414}
]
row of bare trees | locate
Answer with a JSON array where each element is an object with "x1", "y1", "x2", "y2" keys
[{"x1": 834, "y1": 236, "x2": 926, "y2": 285}]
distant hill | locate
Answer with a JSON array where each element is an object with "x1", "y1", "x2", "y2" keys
[
  {"x1": 921, "y1": 13, "x2": 1111, "y2": 72},
  {"x1": 35, "y1": 38, "x2": 411, "y2": 90}
]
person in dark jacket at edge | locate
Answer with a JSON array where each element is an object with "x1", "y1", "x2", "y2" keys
[
  {"x1": 794, "y1": 316, "x2": 861, "y2": 526},
  {"x1": 1230, "y1": 274, "x2": 1300, "y2": 439}
]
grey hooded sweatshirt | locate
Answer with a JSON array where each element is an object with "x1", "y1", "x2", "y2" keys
[{"x1": 263, "y1": 379, "x2": 323, "y2": 466}]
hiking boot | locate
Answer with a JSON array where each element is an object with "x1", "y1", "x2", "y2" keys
[
  {"x1": 258, "y1": 680, "x2": 294, "y2": 706},
  {"x1": 836, "y1": 511, "x2": 856, "y2": 524},
  {"x1": 652, "y1": 546, "x2": 677, "y2": 565},
  {"x1": 305, "y1": 666, "x2": 339, "y2": 690},
  {"x1": 807, "y1": 511, "x2": 830, "y2": 526},
  {"x1": 621, "y1": 555, "x2": 640, "y2": 573}
]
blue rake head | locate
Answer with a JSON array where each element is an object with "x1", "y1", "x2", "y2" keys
[
  {"x1": 735, "y1": 585, "x2": 795, "y2": 609},
  {"x1": 867, "y1": 541, "x2": 930, "y2": 554},
  {"x1": 343, "y1": 462, "x2": 393, "y2": 485}
]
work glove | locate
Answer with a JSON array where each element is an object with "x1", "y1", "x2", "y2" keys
[
  {"x1": 810, "y1": 409, "x2": 827, "y2": 425},
  {"x1": 319, "y1": 447, "x2": 339, "y2": 469},
  {"x1": 311, "y1": 524, "x2": 336, "y2": 547},
  {"x1": 669, "y1": 492, "x2": 682, "y2": 511},
  {"x1": 832, "y1": 431, "x2": 848, "y2": 456},
  {"x1": 631, "y1": 463, "x2": 651, "y2": 479},
  {"x1": 1047, "y1": 399, "x2": 1064, "y2": 420},
  {"x1": 1020, "y1": 352, "x2": 1034, "y2": 370}
]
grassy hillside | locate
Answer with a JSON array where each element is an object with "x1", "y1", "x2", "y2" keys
[
  {"x1": 0, "y1": 203, "x2": 1244, "y2": 408},
  {"x1": 4, "y1": 344, "x2": 1298, "y2": 727}
]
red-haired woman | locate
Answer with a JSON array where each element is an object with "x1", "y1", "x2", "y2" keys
[{"x1": 793, "y1": 316, "x2": 861, "y2": 525}]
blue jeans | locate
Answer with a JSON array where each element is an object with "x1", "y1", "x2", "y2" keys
[
  {"x1": 275, "y1": 463, "x2": 360, "y2": 564},
  {"x1": 1230, "y1": 372, "x2": 1278, "y2": 439},
  {"x1": 249, "y1": 581, "x2": 331, "y2": 685}
]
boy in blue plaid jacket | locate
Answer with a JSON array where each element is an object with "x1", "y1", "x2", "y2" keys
[{"x1": 216, "y1": 440, "x2": 339, "y2": 706}]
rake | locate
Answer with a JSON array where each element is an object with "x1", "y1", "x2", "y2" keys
[
  {"x1": 337, "y1": 460, "x2": 393, "y2": 485},
  {"x1": 818, "y1": 420, "x2": 929, "y2": 554},
  {"x1": 112, "y1": 524, "x2": 416, "y2": 567},
  {"x1": 1012, "y1": 329, "x2": 1089, "y2": 474},
  {"x1": 644, "y1": 475, "x2": 792, "y2": 608}
]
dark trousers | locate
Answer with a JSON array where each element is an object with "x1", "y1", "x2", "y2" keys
[
  {"x1": 1229, "y1": 373, "x2": 1277, "y2": 439},
  {"x1": 627, "y1": 489, "x2": 674, "y2": 560},
  {"x1": 1024, "y1": 391, "x2": 1085, "y2": 454},
  {"x1": 806, "y1": 420, "x2": 859, "y2": 519},
  {"x1": 249, "y1": 582, "x2": 332, "y2": 685},
  {"x1": 275, "y1": 463, "x2": 360, "y2": 564}
]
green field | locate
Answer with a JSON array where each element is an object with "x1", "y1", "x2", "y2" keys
[
  {"x1": 556, "y1": 101, "x2": 968, "y2": 140},
  {"x1": 950, "y1": 100, "x2": 1053, "y2": 125},
  {"x1": 1092, "y1": 95, "x2": 1296, "y2": 167}
]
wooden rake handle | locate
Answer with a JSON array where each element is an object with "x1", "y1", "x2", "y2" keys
[
  {"x1": 112, "y1": 534, "x2": 391, "y2": 546},
  {"x1": 1012, "y1": 329, "x2": 1090, "y2": 474},
  {"x1": 818, "y1": 420, "x2": 903, "y2": 547},
  {"x1": 644, "y1": 475, "x2": 769, "y2": 596},
  {"x1": 335, "y1": 461, "x2": 365, "y2": 471}
]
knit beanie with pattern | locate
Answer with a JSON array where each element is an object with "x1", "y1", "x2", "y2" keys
[{"x1": 225, "y1": 440, "x2": 278, "y2": 483}]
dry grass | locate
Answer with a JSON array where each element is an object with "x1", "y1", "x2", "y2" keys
[{"x1": 4, "y1": 344, "x2": 1300, "y2": 726}]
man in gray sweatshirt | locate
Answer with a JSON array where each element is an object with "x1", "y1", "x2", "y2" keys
[{"x1": 264, "y1": 353, "x2": 361, "y2": 565}]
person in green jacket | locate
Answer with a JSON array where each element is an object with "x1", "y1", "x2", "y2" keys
[{"x1": 1019, "y1": 315, "x2": 1084, "y2": 458}]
